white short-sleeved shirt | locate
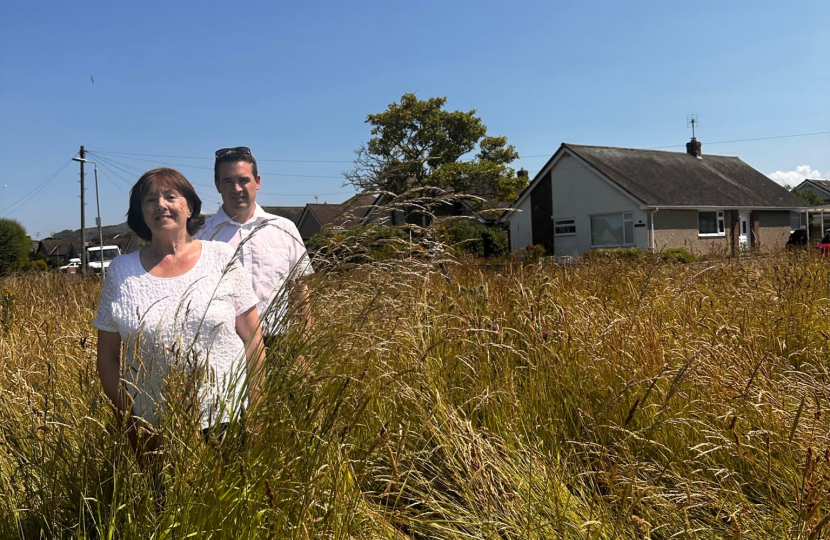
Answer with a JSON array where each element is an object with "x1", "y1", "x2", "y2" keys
[
  {"x1": 93, "y1": 241, "x2": 259, "y2": 428},
  {"x1": 196, "y1": 204, "x2": 313, "y2": 333}
]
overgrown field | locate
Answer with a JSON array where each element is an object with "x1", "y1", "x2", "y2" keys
[{"x1": 1, "y1": 253, "x2": 829, "y2": 539}]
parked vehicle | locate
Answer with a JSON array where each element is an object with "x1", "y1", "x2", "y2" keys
[
  {"x1": 86, "y1": 245, "x2": 121, "y2": 274},
  {"x1": 817, "y1": 231, "x2": 830, "y2": 255},
  {"x1": 786, "y1": 229, "x2": 808, "y2": 249},
  {"x1": 59, "y1": 258, "x2": 82, "y2": 273}
]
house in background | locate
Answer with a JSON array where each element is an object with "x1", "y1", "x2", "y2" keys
[
  {"x1": 793, "y1": 179, "x2": 830, "y2": 203},
  {"x1": 503, "y1": 139, "x2": 806, "y2": 257},
  {"x1": 298, "y1": 203, "x2": 344, "y2": 241},
  {"x1": 262, "y1": 206, "x2": 304, "y2": 228},
  {"x1": 37, "y1": 238, "x2": 81, "y2": 266},
  {"x1": 105, "y1": 234, "x2": 142, "y2": 254},
  {"x1": 298, "y1": 194, "x2": 378, "y2": 241}
]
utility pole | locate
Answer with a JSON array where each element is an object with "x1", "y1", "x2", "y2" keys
[
  {"x1": 79, "y1": 145, "x2": 87, "y2": 274},
  {"x1": 73, "y1": 156, "x2": 105, "y2": 278}
]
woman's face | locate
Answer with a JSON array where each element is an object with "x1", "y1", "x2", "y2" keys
[{"x1": 141, "y1": 183, "x2": 192, "y2": 239}]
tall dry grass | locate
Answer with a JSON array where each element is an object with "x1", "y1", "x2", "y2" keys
[{"x1": 1, "y1": 252, "x2": 829, "y2": 538}]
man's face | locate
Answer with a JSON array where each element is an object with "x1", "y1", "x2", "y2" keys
[{"x1": 216, "y1": 160, "x2": 261, "y2": 221}]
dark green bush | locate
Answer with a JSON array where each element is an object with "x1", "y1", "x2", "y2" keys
[
  {"x1": 309, "y1": 225, "x2": 422, "y2": 267},
  {"x1": 0, "y1": 219, "x2": 29, "y2": 275},
  {"x1": 438, "y1": 219, "x2": 508, "y2": 257},
  {"x1": 661, "y1": 247, "x2": 694, "y2": 263}
]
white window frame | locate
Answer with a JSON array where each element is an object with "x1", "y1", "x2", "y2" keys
[
  {"x1": 553, "y1": 218, "x2": 576, "y2": 236},
  {"x1": 698, "y1": 210, "x2": 725, "y2": 237},
  {"x1": 590, "y1": 212, "x2": 635, "y2": 248}
]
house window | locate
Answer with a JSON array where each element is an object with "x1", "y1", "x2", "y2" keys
[
  {"x1": 590, "y1": 212, "x2": 634, "y2": 247},
  {"x1": 698, "y1": 211, "x2": 725, "y2": 236},
  {"x1": 554, "y1": 218, "x2": 576, "y2": 236}
]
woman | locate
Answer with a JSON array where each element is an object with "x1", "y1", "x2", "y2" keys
[{"x1": 94, "y1": 168, "x2": 264, "y2": 448}]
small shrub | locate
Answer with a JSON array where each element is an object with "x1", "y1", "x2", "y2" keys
[
  {"x1": 513, "y1": 244, "x2": 546, "y2": 262},
  {"x1": 26, "y1": 259, "x2": 48, "y2": 272},
  {"x1": 661, "y1": 247, "x2": 694, "y2": 263},
  {"x1": 0, "y1": 286, "x2": 14, "y2": 334},
  {"x1": 28, "y1": 251, "x2": 53, "y2": 268}
]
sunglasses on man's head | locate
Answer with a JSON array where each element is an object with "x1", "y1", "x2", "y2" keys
[{"x1": 215, "y1": 146, "x2": 252, "y2": 158}]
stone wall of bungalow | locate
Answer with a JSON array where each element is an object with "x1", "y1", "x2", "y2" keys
[
  {"x1": 652, "y1": 210, "x2": 734, "y2": 255},
  {"x1": 652, "y1": 209, "x2": 791, "y2": 255},
  {"x1": 752, "y1": 210, "x2": 791, "y2": 252},
  {"x1": 511, "y1": 204, "x2": 795, "y2": 257}
]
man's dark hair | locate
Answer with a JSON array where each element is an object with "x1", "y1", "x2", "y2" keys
[
  {"x1": 127, "y1": 168, "x2": 205, "y2": 241},
  {"x1": 214, "y1": 147, "x2": 258, "y2": 184}
]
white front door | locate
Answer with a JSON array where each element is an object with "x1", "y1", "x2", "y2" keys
[{"x1": 738, "y1": 212, "x2": 751, "y2": 250}]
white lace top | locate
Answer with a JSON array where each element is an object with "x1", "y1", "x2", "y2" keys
[{"x1": 93, "y1": 240, "x2": 259, "y2": 428}]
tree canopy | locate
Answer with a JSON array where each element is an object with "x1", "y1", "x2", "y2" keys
[
  {"x1": 0, "y1": 219, "x2": 30, "y2": 275},
  {"x1": 345, "y1": 94, "x2": 526, "y2": 204}
]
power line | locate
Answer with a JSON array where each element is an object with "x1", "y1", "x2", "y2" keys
[
  {"x1": 88, "y1": 153, "x2": 144, "y2": 185},
  {"x1": 82, "y1": 154, "x2": 230, "y2": 218},
  {"x1": 260, "y1": 191, "x2": 355, "y2": 197},
  {"x1": 520, "y1": 130, "x2": 830, "y2": 157},
  {"x1": 91, "y1": 149, "x2": 353, "y2": 163},
  {"x1": 90, "y1": 163, "x2": 130, "y2": 197},
  {"x1": 649, "y1": 130, "x2": 830, "y2": 149},
  {"x1": 90, "y1": 152, "x2": 217, "y2": 202},
  {"x1": 91, "y1": 153, "x2": 344, "y2": 178},
  {"x1": 25, "y1": 221, "x2": 75, "y2": 234},
  {"x1": 92, "y1": 152, "x2": 356, "y2": 199},
  {"x1": 0, "y1": 158, "x2": 75, "y2": 217},
  {"x1": 90, "y1": 129, "x2": 830, "y2": 168}
]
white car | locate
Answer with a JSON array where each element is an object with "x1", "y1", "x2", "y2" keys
[{"x1": 59, "y1": 258, "x2": 82, "y2": 273}]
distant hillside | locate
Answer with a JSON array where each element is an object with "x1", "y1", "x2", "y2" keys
[{"x1": 52, "y1": 222, "x2": 133, "y2": 241}]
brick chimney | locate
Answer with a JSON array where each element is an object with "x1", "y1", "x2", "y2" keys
[
  {"x1": 517, "y1": 168, "x2": 529, "y2": 179},
  {"x1": 686, "y1": 137, "x2": 702, "y2": 159}
]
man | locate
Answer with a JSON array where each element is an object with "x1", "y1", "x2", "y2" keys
[{"x1": 198, "y1": 147, "x2": 313, "y2": 339}]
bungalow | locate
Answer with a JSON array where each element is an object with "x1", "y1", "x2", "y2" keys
[{"x1": 503, "y1": 139, "x2": 805, "y2": 256}]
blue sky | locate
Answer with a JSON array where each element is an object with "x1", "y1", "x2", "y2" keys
[{"x1": 1, "y1": 0, "x2": 828, "y2": 237}]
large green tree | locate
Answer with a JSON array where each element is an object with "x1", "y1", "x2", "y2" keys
[
  {"x1": 345, "y1": 94, "x2": 526, "y2": 203},
  {"x1": 791, "y1": 187, "x2": 824, "y2": 206},
  {"x1": 0, "y1": 219, "x2": 30, "y2": 275}
]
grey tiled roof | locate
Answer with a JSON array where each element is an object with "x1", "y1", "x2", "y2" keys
[
  {"x1": 801, "y1": 179, "x2": 830, "y2": 192},
  {"x1": 305, "y1": 203, "x2": 344, "y2": 226},
  {"x1": 261, "y1": 206, "x2": 304, "y2": 226},
  {"x1": 565, "y1": 144, "x2": 806, "y2": 208},
  {"x1": 331, "y1": 193, "x2": 378, "y2": 228}
]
